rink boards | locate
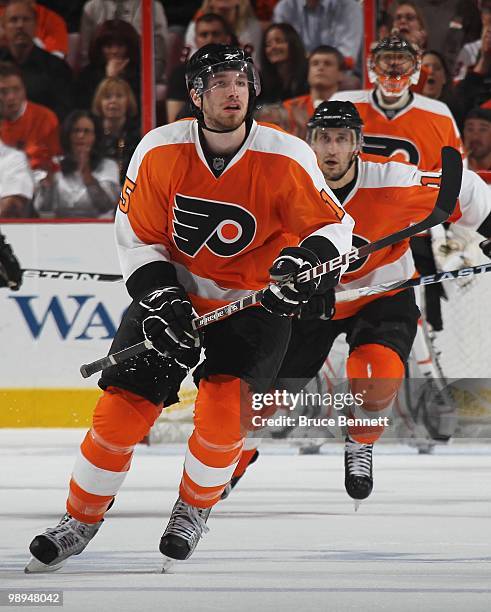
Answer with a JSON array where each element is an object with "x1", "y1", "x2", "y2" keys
[{"x1": 0, "y1": 222, "x2": 195, "y2": 427}]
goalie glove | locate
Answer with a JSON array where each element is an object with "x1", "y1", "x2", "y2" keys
[
  {"x1": 140, "y1": 286, "x2": 202, "y2": 358},
  {"x1": 0, "y1": 233, "x2": 22, "y2": 291},
  {"x1": 261, "y1": 246, "x2": 324, "y2": 317},
  {"x1": 480, "y1": 238, "x2": 491, "y2": 259}
]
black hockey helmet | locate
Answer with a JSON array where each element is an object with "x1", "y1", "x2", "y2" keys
[
  {"x1": 307, "y1": 101, "x2": 363, "y2": 176},
  {"x1": 368, "y1": 31, "x2": 421, "y2": 96},
  {"x1": 307, "y1": 100, "x2": 363, "y2": 148},
  {"x1": 307, "y1": 100, "x2": 363, "y2": 132},
  {"x1": 185, "y1": 43, "x2": 261, "y2": 131}
]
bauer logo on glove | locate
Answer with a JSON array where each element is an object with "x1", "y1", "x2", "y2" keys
[{"x1": 260, "y1": 246, "x2": 322, "y2": 317}]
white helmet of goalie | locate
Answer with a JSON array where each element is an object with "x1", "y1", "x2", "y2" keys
[{"x1": 368, "y1": 31, "x2": 421, "y2": 98}]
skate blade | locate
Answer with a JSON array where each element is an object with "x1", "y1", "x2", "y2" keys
[
  {"x1": 24, "y1": 556, "x2": 65, "y2": 574},
  {"x1": 161, "y1": 556, "x2": 176, "y2": 573},
  {"x1": 353, "y1": 500, "x2": 362, "y2": 512}
]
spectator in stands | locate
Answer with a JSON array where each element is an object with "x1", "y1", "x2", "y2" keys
[
  {"x1": 252, "y1": 0, "x2": 280, "y2": 26},
  {"x1": 185, "y1": 1, "x2": 262, "y2": 63},
  {"x1": 0, "y1": 136, "x2": 34, "y2": 217},
  {"x1": 463, "y1": 106, "x2": 491, "y2": 170},
  {"x1": 75, "y1": 19, "x2": 140, "y2": 113},
  {"x1": 79, "y1": 0, "x2": 168, "y2": 84},
  {"x1": 35, "y1": 110, "x2": 120, "y2": 218},
  {"x1": 92, "y1": 76, "x2": 139, "y2": 185},
  {"x1": 272, "y1": 0, "x2": 362, "y2": 67},
  {"x1": 0, "y1": 0, "x2": 72, "y2": 119},
  {"x1": 166, "y1": 13, "x2": 236, "y2": 124},
  {"x1": 164, "y1": 1, "x2": 202, "y2": 34},
  {"x1": 0, "y1": 0, "x2": 68, "y2": 57},
  {"x1": 454, "y1": 1, "x2": 491, "y2": 114},
  {"x1": 391, "y1": 1, "x2": 428, "y2": 51},
  {"x1": 0, "y1": 61, "x2": 60, "y2": 181},
  {"x1": 35, "y1": 1, "x2": 84, "y2": 34},
  {"x1": 421, "y1": 50, "x2": 465, "y2": 130},
  {"x1": 257, "y1": 22, "x2": 308, "y2": 104},
  {"x1": 454, "y1": 0, "x2": 491, "y2": 81},
  {"x1": 282, "y1": 44, "x2": 345, "y2": 138}
]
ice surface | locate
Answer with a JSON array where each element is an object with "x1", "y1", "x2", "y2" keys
[{"x1": 1, "y1": 430, "x2": 490, "y2": 612}]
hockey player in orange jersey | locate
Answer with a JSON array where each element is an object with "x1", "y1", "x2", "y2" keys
[
  {"x1": 224, "y1": 101, "x2": 491, "y2": 504},
  {"x1": 330, "y1": 32, "x2": 464, "y2": 170},
  {"x1": 25, "y1": 44, "x2": 354, "y2": 572},
  {"x1": 331, "y1": 32, "x2": 468, "y2": 425}
]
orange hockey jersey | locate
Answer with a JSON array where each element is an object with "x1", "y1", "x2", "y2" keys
[
  {"x1": 335, "y1": 158, "x2": 491, "y2": 319},
  {"x1": 330, "y1": 90, "x2": 464, "y2": 169},
  {"x1": 115, "y1": 119, "x2": 354, "y2": 315}
]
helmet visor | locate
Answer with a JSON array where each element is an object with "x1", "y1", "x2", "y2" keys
[
  {"x1": 373, "y1": 51, "x2": 416, "y2": 78},
  {"x1": 187, "y1": 60, "x2": 261, "y2": 97},
  {"x1": 308, "y1": 127, "x2": 361, "y2": 153}
]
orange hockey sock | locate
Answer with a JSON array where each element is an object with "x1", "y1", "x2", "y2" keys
[{"x1": 67, "y1": 387, "x2": 162, "y2": 523}]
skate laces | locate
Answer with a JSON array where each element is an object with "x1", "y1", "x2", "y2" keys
[
  {"x1": 45, "y1": 514, "x2": 99, "y2": 554},
  {"x1": 345, "y1": 439, "x2": 373, "y2": 477},
  {"x1": 166, "y1": 500, "x2": 210, "y2": 540}
]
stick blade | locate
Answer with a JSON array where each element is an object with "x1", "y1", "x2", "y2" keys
[{"x1": 435, "y1": 146, "x2": 463, "y2": 219}]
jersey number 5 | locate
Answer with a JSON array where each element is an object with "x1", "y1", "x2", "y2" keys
[{"x1": 119, "y1": 177, "x2": 136, "y2": 214}]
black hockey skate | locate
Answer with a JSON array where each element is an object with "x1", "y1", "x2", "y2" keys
[
  {"x1": 25, "y1": 513, "x2": 103, "y2": 573},
  {"x1": 344, "y1": 436, "x2": 373, "y2": 509},
  {"x1": 160, "y1": 498, "x2": 210, "y2": 569},
  {"x1": 221, "y1": 449, "x2": 259, "y2": 500}
]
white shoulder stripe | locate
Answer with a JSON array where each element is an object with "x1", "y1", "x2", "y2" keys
[
  {"x1": 250, "y1": 123, "x2": 328, "y2": 190},
  {"x1": 126, "y1": 120, "x2": 195, "y2": 182},
  {"x1": 329, "y1": 90, "x2": 371, "y2": 103},
  {"x1": 411, "y1": 94, "x2": 455, "y2": 118},
  {"x1": 360, "y1": 159, "x2": 424, "y2": 189}
]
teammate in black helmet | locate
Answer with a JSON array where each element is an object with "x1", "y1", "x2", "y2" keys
[{"x1": 307, "y1": 100, "x2": 363, "y2": 181}]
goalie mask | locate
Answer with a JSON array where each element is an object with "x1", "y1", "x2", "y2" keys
[
  {"x1": 368, "y1": 32, "x2": 421, "y2": 98},
  {"x1": 185, "y1": 44, "x2": 261, "y2": 133},
  {"x1": 307, "y1": 101, "x2": 363, "y2": 179}
]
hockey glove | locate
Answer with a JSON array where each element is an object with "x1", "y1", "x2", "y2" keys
[
  {"x1": 0, "y1": 233, "x2": 22, "y2": 290},
  {"x1": 140, "y1": 286, "x2": 202, "y2": 357},
  {"x1": 261, "y1": 246, "x2": 323, "y2": 317},
  {"x1": 480, "y1": 238, "x2": 491, "y2": 259},
  {"x1": 298, "y1": 287, "x2": 335, "y2": 320}
]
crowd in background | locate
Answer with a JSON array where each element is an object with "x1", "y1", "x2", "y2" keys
[{"x1": 2, "y1": 0, "x2": 491, "y2": 219}]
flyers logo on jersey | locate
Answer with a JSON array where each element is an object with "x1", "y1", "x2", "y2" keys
[{"x1": 172, "y1": 193, "x2": 257, "y2": 258}]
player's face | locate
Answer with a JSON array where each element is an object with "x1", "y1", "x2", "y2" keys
[
  {"x1": 308, "y1": 53, "x2": 342, "y2": 89},
  {"x1": 464, "y1": 118, "x2": 491, "y2": 160},
  {"x1": 200, "y1": 70, "x2": 249, "y2": 130},
  {"x1": 0, "y1": 74, "x2": 25, "y2": 120},
  {"x1": 376, "y1": 51, "x2": 415, "y2": 77},
  {"x1": 311, "y1": 128, "x2": 357, "y2": 181},
  {"x1": 422, "y1": 53, "x2": 446, "y2": 99}
]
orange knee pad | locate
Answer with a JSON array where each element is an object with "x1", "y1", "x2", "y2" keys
[
  {"x1": 346, "y1": 344, "x2": 404, "y2": 444},
  {"x1": 92, "y1": 386, "x2": 163, "y2": 447},
  {"x1": 347, "y1": 343, "x2": 404, "y2": 411}
]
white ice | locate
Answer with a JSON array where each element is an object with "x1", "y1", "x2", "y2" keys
[{"x1": 1, "y1": 429, "x2": 490, "y2": 612}]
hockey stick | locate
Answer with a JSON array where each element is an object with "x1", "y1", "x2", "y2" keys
[
  {"x1": 21, "y1": 269, "x2": 123, "y2": 282},
  {"x1": 80, "y1": 146, "x2": 462, "y2": 378},
  {"x1": 336, "y1": 262, "x2": 491, "y2": 303}
]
